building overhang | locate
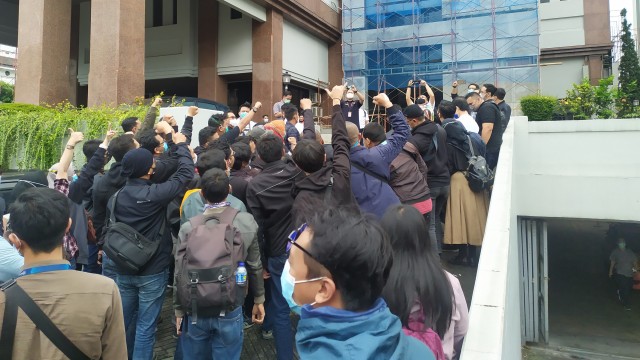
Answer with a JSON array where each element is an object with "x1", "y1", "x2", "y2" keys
[
  {"x1": 257, "y1": 0, "x2": 341, "y2": 43},
  {"x1": 541, "y1": 43, "x2": 613, "y2": 60}
]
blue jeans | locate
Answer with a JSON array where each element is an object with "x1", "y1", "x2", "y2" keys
[
  {"x1": 117, "y1": 268, "x2": 168, "y2": 360},
  {"x1": 181, "y1": 306, "x2": 244, "y2": 360},
  {"x1": 83, "y1": 243, "x2": 101, "y2": 274},
  {"x1": 267, "y1": 254, "x2": 293, "y2": 360}
]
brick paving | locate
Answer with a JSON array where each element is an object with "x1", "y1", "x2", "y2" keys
[{"x1": 153, "y1": 288, "x2": 299, "y2": 360}]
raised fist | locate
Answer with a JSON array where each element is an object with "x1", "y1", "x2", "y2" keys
[
  {"x1": 372, "y1": 93, "x2": 393, "y2": 109},
  {"x1": 300, "y1": 98, "x2": 312, "y2": 110}
]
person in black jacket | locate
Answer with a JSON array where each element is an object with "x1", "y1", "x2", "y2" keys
[
  {"x1": 108, "y1": 132, "x2": 194, "y2": 358},
  {"x1": 404, "y1": 104, "x2": 450, "y2": 253},
  {"x1": 291, "y1": 87, "x2": 355, "y2": 225},
  {"x1": 93, "y1": 134, "x2": 138, "y2": 279},
  {"x1": 246, "y1": 134, "x2": 303, "y2": 360}
]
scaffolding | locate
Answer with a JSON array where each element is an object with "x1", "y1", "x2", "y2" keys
[{"x1": 342, "y1": 0, "x2": 540, "y2": 113}]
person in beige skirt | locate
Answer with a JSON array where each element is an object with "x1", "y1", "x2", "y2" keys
[{"x1": 439, "y1": 101, "x2": 489, "y2": 267}]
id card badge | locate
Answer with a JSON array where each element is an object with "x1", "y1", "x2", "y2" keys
[{"x1": 348, "y1": 111, "x2": 352, "y2": 117}]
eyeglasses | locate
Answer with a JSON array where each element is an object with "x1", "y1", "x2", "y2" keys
[{"x1": 287, "y1": 223, "x2": 317, "y2": 261}]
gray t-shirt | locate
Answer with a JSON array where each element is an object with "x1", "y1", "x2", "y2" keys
[{"x1": 610, "y1": 248, "x2": 637, "y2": 277}]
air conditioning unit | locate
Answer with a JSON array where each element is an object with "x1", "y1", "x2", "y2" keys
[
  {"x1": 311, "y1": 92, "x2": 321, "y2": 104},
  {"x1": 312, "y1": 107, "x2": 323, "y2": 118}
]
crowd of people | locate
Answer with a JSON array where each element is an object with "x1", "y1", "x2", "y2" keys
[{"x1": 0, "y1": 80, "x2": 512, "y2": 360}]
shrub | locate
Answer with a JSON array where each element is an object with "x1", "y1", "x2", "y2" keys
[
  {"x1": 0, "y1": 82, "x2": 14, "y2": 103},
  {"x1": 561, "y1": 77, "x2": 616, "y2": 120},
  {"x1": 520, "y1": 95, "x2": 556, "y2": 121},
  {"x1": 0, "y1": 101, "x2": 147, "y2": 170}
]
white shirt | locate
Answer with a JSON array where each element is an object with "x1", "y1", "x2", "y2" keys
[
  {"x1": 359, "y1": 108, "x2": 369, "y2": 129},
  {"x1": 295, "y1": 122, "x2": 304, "y2": 134},
  {"x1": 456, "y1": 113, "x2": 479, "y2": 133}
]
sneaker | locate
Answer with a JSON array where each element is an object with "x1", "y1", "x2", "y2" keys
[
  {"x1": 243, "y1": 315, "x2": 254, "y2": 330},
  {"x1": 624, "y1": 306, "x2": 631, "y2": 311},
  {"x1": 261, "y1": 330, "x2": 274, "y2": 340}
]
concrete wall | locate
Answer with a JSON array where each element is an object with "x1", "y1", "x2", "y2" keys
[
  {"x1": 540, "y1": 57, "x2": 586, "y2": 98},
  {"x1": 217, "y1": 3, "x2": 253, "y2": 76},
  {"x1": 461, "y1": 117, "x2": 640, "y2": 359},
  {"x1": 514, "y1": 119, "x2": 640, "y2": 222},
  {"x1": 282, "y1": 20, "x2": 329, "y2": 87},
  {"x1": 78, "y1": 0, "x2": 199, "y2": 85},
  {"x1": 539, "y1": 0, "x2": 585, "y2": 49}
]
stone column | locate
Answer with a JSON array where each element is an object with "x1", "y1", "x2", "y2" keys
[
  {"x1": 198, "y1": 0, "x2": 227, "y2": 103},
  {"x1": 87, "y1": 0, "x2": 145, "y2": 107},
  {"x1": 14, "y1": 0, "x2": 73, "y2": 105},
  {"x1": 323, "y1": 40, "x2": 344, "y2": 119},
  {"x1": 252, "y1": 9, "x2": 283, "y2": 111}
]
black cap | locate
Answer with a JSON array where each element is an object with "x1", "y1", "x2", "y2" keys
[{"x1": 403, "y1": 104, "x2": 424, "y2": 119}]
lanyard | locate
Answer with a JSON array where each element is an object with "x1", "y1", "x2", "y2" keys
[{"x1": 20, "y1": 264, "x2": 72, "y2": 277}]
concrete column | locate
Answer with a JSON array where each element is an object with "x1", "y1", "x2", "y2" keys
[
  {"x1": 323, "y1": 40, "x2": 344, "y2": 118},
  {"x1": 14, "y1": 0, "x2": 73, "y2": 105},
  {"x1": 88, "y1": 0, "x2": 145, "y2": 107},
  {"x1": 252, "y1": 9, "x2": 283, "y2": 110},
  {"x1": 198, "y1": 0, "x2": 227, "y2": 103}
]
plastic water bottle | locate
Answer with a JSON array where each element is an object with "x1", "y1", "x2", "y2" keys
[{"x1": 235, "y1": 262, "x2": 247, "y2": 287}]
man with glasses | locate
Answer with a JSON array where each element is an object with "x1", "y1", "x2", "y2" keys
[{"x1": 283, "y1": 208, "x2": 434, "y2": 359}]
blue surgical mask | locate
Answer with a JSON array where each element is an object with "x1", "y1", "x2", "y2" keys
[
  {"x1": 163, "y1": 142, "x2": 169, "y2": 152},
  {"x1": 239, "y1": 111, "x2": 248, "y2": 119},
  {"x1": 284, "y1": 99, "x2": 291, "y2": 104},
  {"x1": 281, "y1": 260, "x2": 325, "y2": 315}
]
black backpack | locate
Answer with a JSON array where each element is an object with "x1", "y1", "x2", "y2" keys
[{"x1": 461, "y1": 135, "x2": 494, "y2": 192}]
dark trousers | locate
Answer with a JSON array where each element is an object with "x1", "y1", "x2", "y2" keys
[
  {"x1": 486, "y1": 150, "x2": 500, "y2": 170},
  {"x1": 615, "y1": 274, "x2": 633, "y2": 307},
  {"x1": 429, "y1": 185, "x2": 450, "y2": 253}
]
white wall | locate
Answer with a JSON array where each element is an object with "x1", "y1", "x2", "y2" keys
[
  {"x1": 539, "y1": 0, "x2": 585, "y2": 49},
  {"x1": 217, "y1": 3, "x2": 253, "y2": 76},
  {"x1": 283, "y1": 20, "x2": 329, "y2": 87},
  {"x1": 77, "y1": 0, "x2": 198, "y2": 85},
  {"x1": 461, "y1": 117, "x2": 640, "y2": 359},
  {"x1": 514, "y1": 119, "x2": 640, "y2": 222},
  {"x1": 540, "y1": 57, "x2": 586, "y2": 98}
]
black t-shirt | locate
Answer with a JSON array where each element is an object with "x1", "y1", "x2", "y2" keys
[
  {"x1": 340, "y1": 100, "x2": 362, "y2": 129},
  {"x1": 475, "y1": 100, "x2": 503, "y2": 152}
]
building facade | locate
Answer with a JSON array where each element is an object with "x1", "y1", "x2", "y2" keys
[
  {"x1": 342, "y1": 0, "x2": 540, "y2": 113},
  {"x1": 4, "y1": 0, "x2": 342, "y2": 111},
  {"x1": 539, "y1": 0, "x2": 612, "y2": 99}
]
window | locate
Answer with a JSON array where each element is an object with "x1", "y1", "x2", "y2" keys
[
  {"x1": 152, "y1": 0, "x2": 177, "y2": 27},
  {"x1": 230, "y1": 8, "x2": 243, "y2": 20}
]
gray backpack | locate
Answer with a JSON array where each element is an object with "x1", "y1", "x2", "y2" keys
[{"x1": 175, "y1": 208, "x2": 246, "y2": 322}]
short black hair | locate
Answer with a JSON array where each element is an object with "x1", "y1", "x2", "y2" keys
[
  {"x1": 362, "y1": 123, "x2": 386, "y2": 144},
  {"x1": 306, "y1": 207, "x2": 393, "y2": 312},
  {"x1": 495, "y1": 88, "x2": 507, "y2": 101},
  {"x1": 292, "y1": 139, "x2": 325, "y2": 173},
  {"x1": 201, "y1": 168, "x2": 230, "y2": 203},
  {"x1": 465, "y1": 92, "x2": 482, "y2": 101},
  {"x1": 438, "y1": 100, "x2": 456, "y2": 119},
  {"x1": 121, "y1": 117, "x2": 139, "y2": 132},
  {"x1": 224, "y1": 111, "x2": 235, "y2": 120},
  {"x1": 82, "y1": 139, "x2": 102, "y2": 160},
  {"x1": 9, "y1": 188, "x2": 70, "y2": 254},
  {"x1": 231, "y1": 142, "x2": 251, "y2": 171},
  {"x1": 284, "y1": 105, "x2": 299, "y2": 122},
  {"x1": 257, "y1": 134, "x2": 284, "y2": 163},
  {"x1": 108, "y1": 134, "x2": 136, "y2": 162},
  {"x1": 239, "y1": 102, "x2": 251, "y2": 111},
  {"x1": 468, "y1": 83, "x2": 479, "y2": 90},
  {"x1": 483, "y1": 83, "x2": 497, "y2": 97},
  {"x1": 196, "y1": 149, "x2": 227, "y2": 175},
  {"x1": 135, "y1": 129, "x2": 161, "y2": 153},
  {"x1": 452, "y1": 97, "x2": 470, "y2": 113},
  {"x1": 208, "y1": 114, "x2": 224, "y2": 128},
  {"x1": 206, "y1": 139, "x2": 231, "y2": 160},
  {"x1": 198, "y1": 126, "x2": 217, "y2": 147},
  {"x1": 283, "y1": 90, "x2": 292, "y2": 97}
]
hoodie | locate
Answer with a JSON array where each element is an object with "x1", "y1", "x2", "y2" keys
[
  {"x1": 408, "y1": 121, "x2": 450, "y2": 188},
  {"x1": 296, "y1": 298, "x2": 434, "y2": 360}
]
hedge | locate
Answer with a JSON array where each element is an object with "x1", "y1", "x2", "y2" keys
[
  {"x1": 0, "y1": 101, "x2": 147, "y2": 170},
  {"x1": 520, "y1": 95, "x2": 557, "y2": 121}
]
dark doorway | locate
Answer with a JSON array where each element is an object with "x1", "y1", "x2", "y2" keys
[{"x1": 227, "y1": 81, "x2": 252, "y2": 114}]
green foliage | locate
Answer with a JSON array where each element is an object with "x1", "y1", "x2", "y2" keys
[
  {"x1": 0, "y1": 101, "x2": 146, "y2": 170},
  {"x1": 617, "y1": 9, "x2": 640, "y2": 117},
  {"x1": 520, "y1": 95, "x2": 557, "y2": 121},
  {"x1": 0, "y1": 81, "x2": 14, "y2": 103},
  {"x1": 560, "y1": 77, "x2": 615, "y2": 120}
]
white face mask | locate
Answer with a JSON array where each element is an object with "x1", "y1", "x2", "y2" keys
[
  {"x1": 346, "y1": 93, "x2": 354, "y2": 100},
  {"x1": 230, "y1": 119, "x2": 240, "y2": 128},
  {"x1": 467, "y1": 89, "x2": 475, "y2": 94}
]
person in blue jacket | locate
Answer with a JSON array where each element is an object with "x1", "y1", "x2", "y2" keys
[
  {"x1": 346, "y1": 93, "x2": 410, "y2": 218},
  {"x1": 282, "y1": 207, "x2": 434, "y2": 360}
]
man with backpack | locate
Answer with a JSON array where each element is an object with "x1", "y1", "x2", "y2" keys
[
  {"x1": 103, "y1": 132, "x2": 194, "y2": 360},
  {"x1": 174, "y1": 168, "x2": 265, "y2": 359},
  {"x1": 466, "y1": 91, "x2": 504, "y2": 170}
]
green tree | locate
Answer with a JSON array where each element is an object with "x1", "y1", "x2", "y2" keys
[
  {"x1": 0, "y1": 81, "x2": 14, "y2": 103},
  {"x1": 617, "y1": 8, "x2": 640, "y2": 117}
]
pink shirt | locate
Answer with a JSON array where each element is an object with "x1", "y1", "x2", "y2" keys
[{"x1": 443, "y1": 272, "x2": 469, "y2": 360}]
